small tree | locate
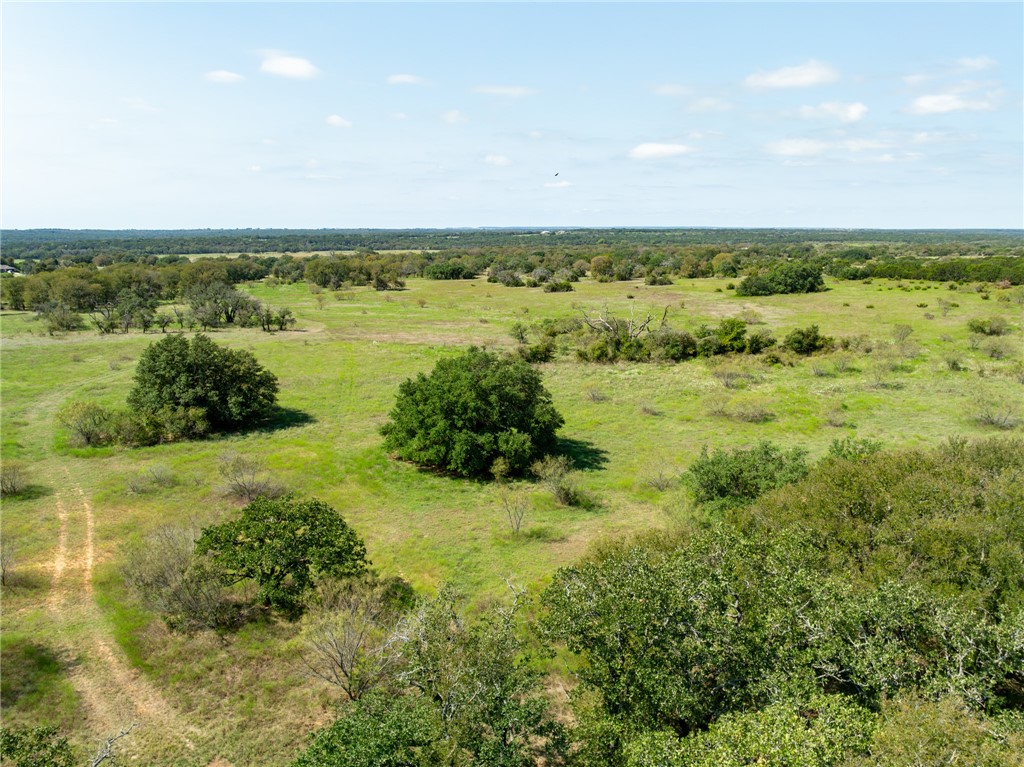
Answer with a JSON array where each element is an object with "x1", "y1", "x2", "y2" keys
[
  {"x1": 127, "y1": 334, "x2": 278, "y2": 431},
  {"x1": 300, "y1": 576, "x2": 412, "y2": 700},
  {"x1": 196, "y1": 496, "x2": 368, "y2": 616},
  {"x1": 381, "y1": 347, "x2": 564, "y2": 478}
]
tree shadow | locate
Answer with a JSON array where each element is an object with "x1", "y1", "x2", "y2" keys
[
  {"x1": 254, "y1": 407, "x2": 317, "y2": 434},
  {"x1": 2, "y1": 484, "x2": 53, "y2": 502},
  {"x1": 557, "y1": 437, "x2": 609, "y2": 472}
]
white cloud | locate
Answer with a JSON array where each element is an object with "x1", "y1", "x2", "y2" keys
[
  {"x1": 745, "y1": 60, "x2": 839, "y2": 88},
  {"x1": 628, "y1": 143, "x2": 694, "y2": 160},
  {"x1": 544, "y1": 180, "x2": 573, "y2": 189},
  {"x1": 326, "y1": 115, "x2": 352, "y2": 128},
  {"x1": 957, "y1": 56, "x2": 996, "y2": 71},
  {"x1": 527, "y1": 130, "x2": 544, "y2": 139},
  {"x1": 902, "y1": 73, "x2": 930, "y2": 87},
  {"x1": 907, "y1": 93, "x2": 995, "y2": 114},
  {"x1": 689, "y1": 97, "x2": 733, "y2": 113},
  {"x1": 484, "y1": 154, "x2": 512, "y2": 166},
  {"x1": 473, "y1": 85, "x2": 536, "y2": 97},
  {"x1": 765, "y1": 139, "x2": 830, "y2": 156},
  {"x1": 204, "y1": 70, "x2": 245, "y2": 84},
  {"x1": 442, "y1": 110, "x2": 468, "y2": 124},
  {"x1": 799, "y1": 101, "x2": 868, "y2": 123},
  {"x1": 260, "y1": 51, "x2": 320, "y2": 79},
  {"x1": 387, "y1": 74, "x2": 425, "y2": 85},
  {"x1": 249, "y1": 165, "x2": 262, "y2": 172},
  {"x1": 652, "y1": 83, "x2": 692, "y2": 97},
  {"x1": 391, "y1": 112, "x2": 409, "y2": 121}
]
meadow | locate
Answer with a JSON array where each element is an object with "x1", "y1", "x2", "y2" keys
[{"x1": 1, "y1": 274, "x2": 1021, "y2": 765}]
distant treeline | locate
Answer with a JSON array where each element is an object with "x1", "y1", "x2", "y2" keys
[
  {"x1": 2, "y1": 227, "x2": 1022, "y2": 262},
  {"x1": 2, "y1": 234, "x2": 1023, "y2": 320}
]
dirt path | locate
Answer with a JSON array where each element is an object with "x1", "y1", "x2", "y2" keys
[{"x1": 46, "y1": 470, "x2": 200, "y2": 754}]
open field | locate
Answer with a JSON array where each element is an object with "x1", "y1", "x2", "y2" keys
[{"x1": 2, "y1": 275, "x2": 1022, "y2": 764}]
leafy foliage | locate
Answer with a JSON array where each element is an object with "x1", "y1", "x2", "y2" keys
[
  {"x1": 196, "y1": 496, "x2": 368, "y2": 616},
  {"x1": 380, "y1": 347, "x2": 563, "y2": 477},
  {"x1": 126, "y1": 333, "x2": 278, "y2": 431},
  {"x1": 782, "y1": 324, "x2": 834, "y2": 355},
  {"x1": 0, "y1": 726, "x2": 76, "y2": 767},
  {"x1": 624, "y1": 695, "x2": 875, "y2": 767},
  {"x1": 292, "y1": 693, "x2": 442, "y2": 767},
  {"x1": 687, "y1": 440, "x2": 808, "y2": 507},
  {"x1": 736, "y1": 261, "x2": 825, "y2": 296}
]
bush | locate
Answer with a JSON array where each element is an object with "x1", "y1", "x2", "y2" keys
[
  {"x1": 543, "y1": 281, "x2": 574, "y2": 293},
  {"x1": 645, "y1": 329, "x2": 697, "y2": 362},
  {"x1": 967, "y1": 317, "x2": 1011, "y2": 336},
  {"x1": 688, "y1": 441, "x2": 808, "y2": 507},
  {"x1": 56, "y1": 401, "x2": 118, "y2": 447},
  {"x1": 196, "y1": 496, "x2": 369, "y2": 616},
  {"x1": 0, "y1": 461, "x2": 27, "y2": 497},
  {"x1": 532, "y1": 454, "x2": 582, "y2": 506},
  {"x1": 127, "y1": 333, "x2": 278, "y2": 431},
  {"x1": 218, "y1": 453, "x2": 285, "y2": 501},
  {"x1": 122, "y1": 525, "x2": 241, "y2": 633},
  {"x1": 782, "y1": 325, "x2": 834, "y2": 355},
  {"x1": 735, "y1": 262, "x2": 825, "y2": 297},
  {"x1": 424, "y1": 261, "x2": 475, "y2": 280},
  {"x1": 380, "y1": 347, "x2": 564, "y2": 478}
]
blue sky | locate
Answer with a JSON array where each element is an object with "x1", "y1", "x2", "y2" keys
[{"x1": 3, "y1": 2, "x2": 1021, "y2": 229}]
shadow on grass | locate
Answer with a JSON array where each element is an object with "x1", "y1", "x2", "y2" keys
[
  {"x1": 557, "y1": 437, "x2": 609, "y2": 472},
  {"x1": 2, "y1": 484, "x2": 53, "y2": 501},
  {"x1": 254, "y1": 406, "x2": 317, "y2": 434}
]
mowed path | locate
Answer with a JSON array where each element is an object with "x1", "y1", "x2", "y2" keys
[{"x1": 45, "y1": 469, "x2": 203, "y2": 758}]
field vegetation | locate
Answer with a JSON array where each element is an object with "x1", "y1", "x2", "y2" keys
[{"x1": 1, "y1": 231, "x2": 1022, "y2": 765}]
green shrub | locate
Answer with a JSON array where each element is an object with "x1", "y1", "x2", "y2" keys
[
  {"x1": 423, "y1": 261, "x2": 475, "y2": 280},
  {"x1": 688, "y1": 441, "x2": 808, "y2": 507},
  {"x1": 736, "y1": 262, "x2": 825, "y2": 296},
  {"x1": 380, "y1": 347, "x2": 564, "y2": 477},
  {"x1": 782, "y1": 325, "x2": 834, "y2": 355},
  {"x1": 543, "y1": 281, "x2": 574, "y2": 293},
  {"x1": 967, "y1": 317, "x2": 1011, "y2": 336}
]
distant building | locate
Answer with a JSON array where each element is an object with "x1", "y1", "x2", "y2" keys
[{"x1": 0, "y1": 265, "x2": 17, "y2": 274}]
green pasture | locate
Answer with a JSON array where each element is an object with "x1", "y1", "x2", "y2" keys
[{"x1": 1, "y1": 274, "x2": 1021, "y2": 764}]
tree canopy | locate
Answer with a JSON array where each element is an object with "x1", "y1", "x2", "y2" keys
[
  {"x1": 195, "y1": 496, "x2": 368, "y2": 615},
  {"x1": 380, "y1": 347, "x2": 564, "y2": 478},
  {"x1": 126, "y1": 333, "x2": 278, "y2": 431}
]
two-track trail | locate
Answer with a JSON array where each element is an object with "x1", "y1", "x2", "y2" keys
[{"x1": 45, "y1": 469, "x2": 201, "y2": 757}]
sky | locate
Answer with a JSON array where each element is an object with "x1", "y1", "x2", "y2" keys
[{"x1": 2, "y1": 2, "x2": 1022, "y2": 230}]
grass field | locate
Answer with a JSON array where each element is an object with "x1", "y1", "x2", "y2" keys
[{"x1": 1, "y1": 275, "x2": 1021, "y2": 764}]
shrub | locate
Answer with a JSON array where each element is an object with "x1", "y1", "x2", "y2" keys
[
  {"x1": 56, "y1": 401, "x2": 118, "y2": 447},
  {"x1": 532, "y1": 454, "x2": 582, "y2": 506},
  {"x1": 0, "y1": 461, "x2": 27, "y2": 497},
  {"x1": 967, "y1": 317, "x2": 1010, "y2": 336},
  {"x1": 121, "y1": 525, "x2": 241, "y2": 633},
  {"x1": 688, "y1": 441, "x2": 808, "y2": 507},
  {"x1": 828, "y1": 436, "x2": 883, "y2": 461},
  {"x1": 196, "y1": 496, "x2": 368, "y2": 616},
  {"x1": 736, "y1": 262, "x2": 825, "y2": 296},
  {"x1": 127, "y1": 333, "x2": 278, "y2": 431},
  {"x1": 218, "y1": 453, "x2": 285, "y2": 501},
  {"x1": 543, "y1": 281, "x2": 574, "y2": 293},
  {"x1": 381, "y1": 347, "x2": 564, "y2": 478},
  {"x1": 515, "y1": 339, "x2": 556, "y2": 363},
  {"x1": 645, "y1": 329, "x2": 697, "y2": 362},
  {"x1": 782, "y1": 325, "x2": 834, "y2": 355},
  {"x1": 424, "y1": 261, "x2": 475, "y2": 280}
]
